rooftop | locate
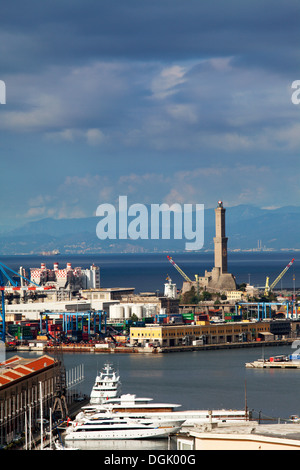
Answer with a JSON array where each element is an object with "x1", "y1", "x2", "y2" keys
[
  {"x1": 189, "y1": 421, "x2": 300, "y2": 441},
  {"x1": 0, "y1": 355, "x2": 56, "y2": 388}
]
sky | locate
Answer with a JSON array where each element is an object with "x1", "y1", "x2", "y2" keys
[{"x1": 0, "y1": 0, "x2": 299, "y2": 231}]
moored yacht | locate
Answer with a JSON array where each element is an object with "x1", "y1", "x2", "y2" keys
[
  {"x1": 73, "y1": 365, "x2": 249, "y2": 431},
  {"x1": 76, "y1": 393, "x2": 248, "y2": 428},
  {"x1": 89, "y1": 363, "x2": 121, "y2": 404},
  {"x1": 65, "y1": 415, "x2": 184, "y2": 441}
]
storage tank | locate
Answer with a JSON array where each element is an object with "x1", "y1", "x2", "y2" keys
[
  {"x1": 144, "y1": 305, "x2": 157, "y2": 317},
  {"x1": 132, "y1": 305, "x2": 143, "y2": 319},
  {"x1": 109, "y1": 305, "x2": 124, "y2": 319},
  {"x1": 124, "y1": 305, "x2": 131, "y2": 319}
]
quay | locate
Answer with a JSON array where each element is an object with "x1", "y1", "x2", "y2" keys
[
  {"x1": 11, "y1": 337, "x2": 294, "y2": 354},
  {"x1": 159, "y1": 338, "x2": 294, "y2": 353},
  {"x1": 246, "y1": 360, "x2": 300, "y2": 369}
]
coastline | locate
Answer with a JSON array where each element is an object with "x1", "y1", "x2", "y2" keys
[{"x1": 10, "y1": 338, "x2": 294, "y2": 354}]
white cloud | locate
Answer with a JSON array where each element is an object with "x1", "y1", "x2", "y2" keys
[
  {"x1": 150, "y1": 65, "x2": 187, "y2": 99},
  {"x1": 86, "y1": 128, "x2": 106, "y2": 146}
]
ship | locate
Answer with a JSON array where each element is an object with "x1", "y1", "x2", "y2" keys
[
  {"x1": 72, "y1": 363, "x2": 249, "y2": 428},
  {"x1": 64, "y1": 415, "x2": 184, "y2": 442},
  {"x1": 90, "y1": 363, "x2": 122, "y2": 405}
]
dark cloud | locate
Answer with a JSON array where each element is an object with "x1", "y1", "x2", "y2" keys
[
  {"x1": 0, "y1": 0, "x2": 299, "y2": 227},
  {"x1": 1, "y1": 0, "x2": 299, "y2": 75}
]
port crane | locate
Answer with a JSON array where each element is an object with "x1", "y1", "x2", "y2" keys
[
  {"x1": 264, "y1": 258, "x2": 295, "y2": 296},
  {"x1": 167, "y1": 256, "x2": 192, "y2": 283},
  {"x1": 0, "y1": 261, "x2": 55, "y2": 342}
]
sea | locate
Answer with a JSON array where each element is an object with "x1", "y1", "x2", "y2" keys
[
  {"x1": 1, "y1": 250, "x2": 298, "y2": 293},
  {"x1": 3, "y1": 251, "x2": 300, "y2": 451}
]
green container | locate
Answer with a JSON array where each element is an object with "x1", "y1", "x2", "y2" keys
[{"x1": 182, "y1": 312, "x2": 194, "y2": 320}]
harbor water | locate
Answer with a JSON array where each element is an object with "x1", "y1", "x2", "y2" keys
[
  {"x1": 10, "y1": 345, "x2": 300, "y2": 450},
  {"x1": 1, "y1": 251, "x2": 298, "y2": 293},
  {"x1": 58, "y1": 346, "x2": 300, "y2": 422}
]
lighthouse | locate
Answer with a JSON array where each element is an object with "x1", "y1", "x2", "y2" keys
[{"x1": 213, "y1": 200, "x2": 228, "y2": 274}]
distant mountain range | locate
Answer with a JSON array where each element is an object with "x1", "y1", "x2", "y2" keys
[{"x1": 0, "y1": 204, "x2": 299, "y2": 254}]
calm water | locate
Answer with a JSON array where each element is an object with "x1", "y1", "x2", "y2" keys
[
  {"x1": 13, "y1": 345, "x2": 300, "y2": 421},
  {"x1": 1, "y1": 251, "x2": 298, "y2": 293}
]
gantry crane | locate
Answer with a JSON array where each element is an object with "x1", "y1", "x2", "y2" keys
[
  {"x1": 167, "y1": 256, "x2": 192, "y2": 283},
  {"x1": 0, "y1": 261, "x2": 55, "y2": 342},
  {"x1": 264, "y1": 258, "x2": 295, "y2": 296}
]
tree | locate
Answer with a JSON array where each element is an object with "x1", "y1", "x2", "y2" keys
[{"x1": 181, "y1": 286, "x2": 200, "y2": 304}]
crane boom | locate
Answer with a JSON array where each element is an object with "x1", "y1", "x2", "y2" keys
[
  {"x1": 270, "y1": 258, "x2": 295, "y2": 290},
  {"x1": 167, "y1": 256, "x2": 192, "y2": 283},
  {"x1": 264, "y1": 258, "x2": 295, "y2": 295}
]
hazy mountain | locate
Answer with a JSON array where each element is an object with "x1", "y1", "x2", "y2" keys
[{"x1": 0, "y1": 204, "x2": 299, "y2": 254}]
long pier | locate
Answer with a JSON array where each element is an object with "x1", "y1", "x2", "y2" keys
[{"x1": 13, "y1": 338, "x2": 294, "y2": 355}]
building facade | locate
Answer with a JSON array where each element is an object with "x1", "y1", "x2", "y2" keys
[
  {"x1": 130, "y1": 321, "x2": 273, "y2": 347},
  {"x1": 0, "y1": 355, "x2": 61, "y2": 445}
]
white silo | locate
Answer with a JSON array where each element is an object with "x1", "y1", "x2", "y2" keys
[
  {"x1": 109, "y1": 305, "x2": 124, "y2": 320},
  {"x1": 124, "y1": 305, "x2": 131, "y2": 319},
  {"x1": 132, "y1": 304, "x2": 143, "y2": 319}
]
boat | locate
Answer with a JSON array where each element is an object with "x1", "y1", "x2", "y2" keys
[
  {"x1": 82, "y1": 392, "x2": 181, "y2": 415},
  {"x1": 89, "y1": 363, "x2": 121, "y2": 404},
  {"x1": 64, "y1": 415, "x2": 184, "y2": 441},
  {"x1": 71, "y1": 365, "x2": 249, "y2": 432},
  {"x1": 75, "y1": 393, "x2": 248, "y2": 428}
]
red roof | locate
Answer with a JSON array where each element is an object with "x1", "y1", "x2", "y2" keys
[
  {"x1": 3, "y1": 370, "x2": 21, "y2": 380},
  {"x1": 14, "y1": 366, "x2": 32, "y2": 375},
  {"x1": 29, "y1": 357, "x2": 54, "y2": 371},
  {"x1": 0, "y1": 355, "x2": 56, "y2": 388},
  {"x1": 0, "y1": 376, "x2": 11, "y2": 385},
  {"x1": 1, "y1": 356, "x2": 21, "y2": 365}
]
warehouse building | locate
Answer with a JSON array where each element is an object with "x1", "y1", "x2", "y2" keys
[
  {"x1": 0, "y1": 355, "x2": 61, "y2": 446},
  {"x1": 130, "y1": 321, "x2": 275, "y2": 347}
]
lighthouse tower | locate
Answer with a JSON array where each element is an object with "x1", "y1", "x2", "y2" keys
[
  {"x1": 181, "y1": 200, "x2": 236, "y2": 295},
  {"x1": 213, "y1": 200, "x2": 228, "y2": 274}
]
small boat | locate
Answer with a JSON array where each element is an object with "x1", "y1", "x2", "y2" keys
[
  {"x1": 90, "y1": 363, "x2": 121, "y2": 405},
  {"x1": 64, "y1": 415, "x2": 184, "y2": 441}
]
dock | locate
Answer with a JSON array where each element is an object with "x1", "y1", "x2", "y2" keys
[
  {"x1": 246, "y1": 360, "x2": 300, "y2": 369},
  {"x1": 11, "y1": 338, "x2": 295, "y2": 355}
]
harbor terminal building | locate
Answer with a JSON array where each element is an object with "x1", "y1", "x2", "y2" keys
[{"x1": 129, "y1": 320, "x2": 296, "y2": 348}]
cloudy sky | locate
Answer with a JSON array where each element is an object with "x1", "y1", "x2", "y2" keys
[{"x1": 0, "y1": 0, "x2": 299, "y2": 230}]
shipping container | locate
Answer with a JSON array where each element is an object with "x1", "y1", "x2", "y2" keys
[
  {"x1": 144, "y1": 317, "x2": 155, "y2": 324},
  {"x1": 182, "y1": 312, "x2": 194, "y2": 320}
]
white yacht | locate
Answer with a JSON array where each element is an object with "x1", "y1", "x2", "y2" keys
[
  {"x1": 64, "y1": 415, "x2": 184, "y2": 441},
  {"x1": 74, "y1": 366, "x2": 249, "y2": 432},
  {"x1": 76, "y1": 393, "x2": 248, "y2": 428},
  {"x1": 81, "y1": 393, "x2": 181, "y2": 416},
  {"x1": 89, "y1": 363, "x2": 121, "y2": 405}
]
